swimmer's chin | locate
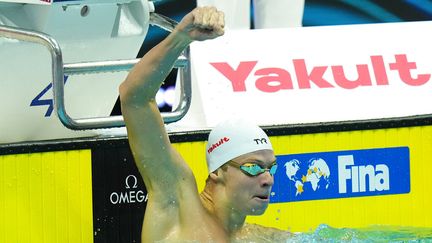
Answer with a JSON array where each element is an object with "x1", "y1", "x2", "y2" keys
[
  {"x1": 249, "y1": 208, "x2": 267, "y2": 216},
  {"x1": 248, "y1": 200, "x2": 269, "y2": 215}
]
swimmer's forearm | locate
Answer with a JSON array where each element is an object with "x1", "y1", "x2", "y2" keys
[{"x1": 120, "y1": 29, "x2": 191, "y2": 104}]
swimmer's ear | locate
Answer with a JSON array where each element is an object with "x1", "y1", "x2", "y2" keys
[
  {"x1": 209, "y1": 170, "x2": 221, "y2": 181},
  {"x1": 209, "y1": 165, "x2": 228, "y2": 182}
]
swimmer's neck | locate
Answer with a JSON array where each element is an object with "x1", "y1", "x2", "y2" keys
[{"x1": 200, "y1": 187, "x2": 246, "y2": 235}]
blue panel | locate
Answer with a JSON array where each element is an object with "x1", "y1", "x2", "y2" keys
[{"x1": 271, "y1": 147, "x2": 410, "y2": 203}]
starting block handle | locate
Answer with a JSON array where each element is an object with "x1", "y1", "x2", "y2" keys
[{"x1": 0, "y1": 12, "x2": 192, "y2": 130}]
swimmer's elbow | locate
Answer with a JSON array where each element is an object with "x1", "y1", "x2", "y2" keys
[
  {"x1": 119, "y1": 81, "x2": 142, "y2": 106},
  {"x1": 119, "y1": 78, "x2": 156, "y2": 106},
  {"x1": 119, "y1": 82, "x2": 135, "y2": 108},
  {"x1": 119, "y1": 81, "x2": 130, "y2": 103}
]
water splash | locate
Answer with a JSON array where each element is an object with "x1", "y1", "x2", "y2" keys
[{"x1": 285, "y1": 224, "x2": 432, "y2": 243}]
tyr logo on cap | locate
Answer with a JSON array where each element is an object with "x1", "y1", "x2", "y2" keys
[{"x1": 253, "y1": 138, "x2": 268, "y2": 144}]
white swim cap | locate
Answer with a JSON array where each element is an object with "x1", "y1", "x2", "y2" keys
[{"x1": 206, "y1": 119, "x2": 273, "y2": 174}]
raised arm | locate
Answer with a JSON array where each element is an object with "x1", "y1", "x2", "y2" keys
[{"x1": 119, "y1": 7, "x2": 224, "y2": 199}]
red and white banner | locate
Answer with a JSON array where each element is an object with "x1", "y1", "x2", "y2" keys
[{"x1": 187, "y1": 21, "x2": 432, "y2": 127}]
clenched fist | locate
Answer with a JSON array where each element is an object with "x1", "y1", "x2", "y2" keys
[{"x1": 176, "y1": 6, "x2": 225, "y2": 42}]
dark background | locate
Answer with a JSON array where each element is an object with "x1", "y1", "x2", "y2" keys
[{"x1": 110, "y1": 0, "x2": 432, "y2": 115}]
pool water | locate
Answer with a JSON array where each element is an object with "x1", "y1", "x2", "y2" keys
[
  {"x1": 285, "y1": 224, "x2": 432, "y2": 242},
  {"x1": 235, "y1": 223, "x2": 432, "y2": 242}
]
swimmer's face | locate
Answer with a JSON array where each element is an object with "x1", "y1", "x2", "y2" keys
[{"x1": 223, "y1": 149, "x2": 276, "y2": 215}]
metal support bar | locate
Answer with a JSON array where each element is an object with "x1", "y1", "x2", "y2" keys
[
  {"x1": 0, "y1": 12, "x2": 192, "y2": 130},
  {"x1": 63, "y1": 56, "x2": 188, "y2": 76}
]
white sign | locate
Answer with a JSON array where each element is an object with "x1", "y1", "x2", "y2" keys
[{"x1": 187, "y1": 21, "x2": 432, "y2": 128}]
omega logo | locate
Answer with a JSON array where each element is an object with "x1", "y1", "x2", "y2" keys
[{"x1": 109, "y1": 174, "x2": 148, "y2": 205}]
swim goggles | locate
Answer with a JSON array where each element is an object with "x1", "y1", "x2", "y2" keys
[{"x1": 228, "y1": 160, "x2": 278, "y2": 176}]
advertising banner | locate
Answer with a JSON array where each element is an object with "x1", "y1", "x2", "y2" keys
[
  {"x1": 271, "y1": 147, "x2": 410, "y2": 203},
  {"x1": 188, "y1": 21, "x2": 432, "y2": 127},
  {"x1": 91, "y1": 147, "x2": 146, "y2": 243}
]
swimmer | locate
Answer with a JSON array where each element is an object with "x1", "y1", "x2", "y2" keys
[{"x1": 120, "y1": 6, "x2": 284, "y2": 242}]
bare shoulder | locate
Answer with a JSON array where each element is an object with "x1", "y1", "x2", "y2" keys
[{"x1": 233, "y1": 223, "x2": 292, "y2": 242}]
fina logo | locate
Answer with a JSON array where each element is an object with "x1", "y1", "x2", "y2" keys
[
  {"x1": 338, "y1": 155, "x2": 389, "y2": 193},
  {"x1": 284, "y1": 155, "x2": 389, "y2": 195},
  {"x1": 271, "y1": 147, "x2": 410, "y2": 203}
]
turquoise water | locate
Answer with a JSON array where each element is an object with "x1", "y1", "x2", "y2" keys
[{"x1": 286, "y1": 224, "x2": 432, "y2": 242}]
